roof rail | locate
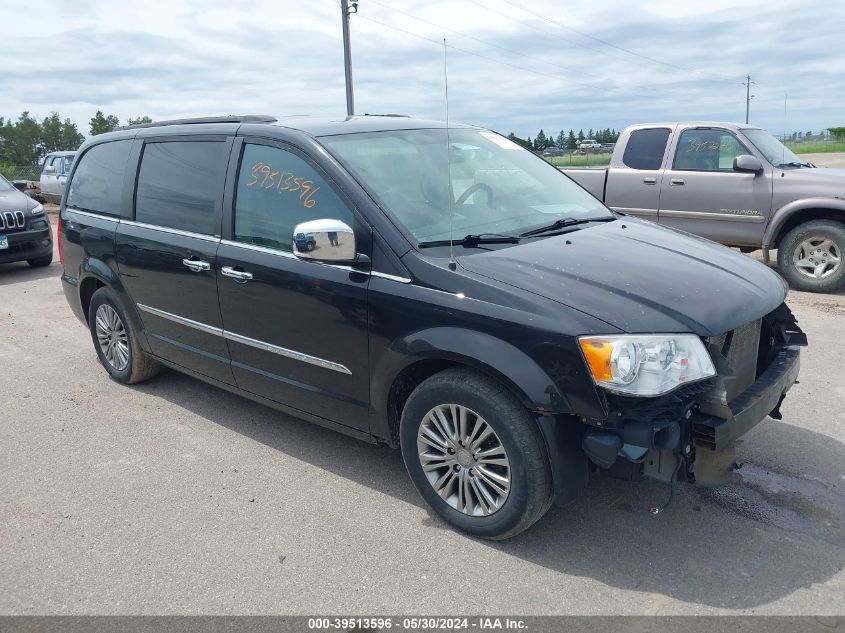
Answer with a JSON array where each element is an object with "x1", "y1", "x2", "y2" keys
[
  {"x1": 118, "y1": 115, "x2": 277, "y2": 130},
  {"x1": 362, "y1": 113, "x2": 410, "y2": 118}
]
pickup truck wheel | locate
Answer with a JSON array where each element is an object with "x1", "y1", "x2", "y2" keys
[
  {"x1": 88, "y1": 287, "x2": 160, "y2": 384},
  {"x1": 400, "y1": 368, "x2": 553, "y2": 540},
  {"x1": 778, "y1": 220, "x2": 845, "y2": 292}
]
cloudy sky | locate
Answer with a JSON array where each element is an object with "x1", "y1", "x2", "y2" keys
[{"x1": 1, "y1": 0, "x2": 842, "y2": 138}]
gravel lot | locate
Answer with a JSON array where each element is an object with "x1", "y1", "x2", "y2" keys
[{"x1": 1, "y1": 217, "x2": 844, "y2": 615}]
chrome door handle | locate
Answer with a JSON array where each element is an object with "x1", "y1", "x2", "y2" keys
[
  {"x1": 182, "y1": 258, "x2": 211, "y2": 272},
  {"x1": 643, "y1": 177, "x2": 657, "y2": 185},
  {"x1": 221, "y1": 266, "x2": 253, "y2": 282},
  {"x1": 670, "y1": 178, "x2": 685, "y2": 186}
]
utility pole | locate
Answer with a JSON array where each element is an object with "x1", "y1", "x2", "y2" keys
[
  {"x1": 743, "y1": 74, "x2": 756, "y2": 124},
  {"x1": 341, "y1": 0, "x2": 358, "y2": 116}
]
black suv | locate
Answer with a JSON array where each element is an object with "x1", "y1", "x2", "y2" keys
[
  {"x1": 0, "y1": 173, "x2": 53, "y2": 268},
  {"x1": 60, "y1": 115, "x2": 805, "y2": 539}
]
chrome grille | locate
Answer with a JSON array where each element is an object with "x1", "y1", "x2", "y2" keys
[{"x1": 0, "y1": 210, "x2": 26, "y2": 231}]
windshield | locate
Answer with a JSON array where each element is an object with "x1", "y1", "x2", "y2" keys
[
  {"x1": 321, "y1": 128, "x2": 611, "y2": 243},
  {"x1": 741, "y1": 128, "x2": 804, "y2": 166},
  {"x1": 0, "y1": 174, "x2": 13, "y2": 192}
]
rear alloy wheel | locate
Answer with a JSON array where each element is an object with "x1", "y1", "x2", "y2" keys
[
  {"x1": 400, "y1": 368, "x2": 553, "y2": 539},
  {"x1": 88, "y1": 287, "x2": 160, "y2": 384},
  {"x1": 778, "y1": 220, "x2": 845, "y2": 292}
]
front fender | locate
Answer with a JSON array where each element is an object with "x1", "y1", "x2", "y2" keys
[
  {"x1": 372, "y1": 326, "x2": 573, "y2": 418},
  {"x1": 764, "y1": 197, "x2": 845, "y2": 249}
]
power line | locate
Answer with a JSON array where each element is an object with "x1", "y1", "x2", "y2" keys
[
  {"x1": 500, "y1": 0, "x2": 691, "y2": 72},
  {"x1": 366, "y1": 0, "x2": 605, "y2": 82},
  {"x1": 356, "y1": 13, "x2": 599, "y2": 90}
]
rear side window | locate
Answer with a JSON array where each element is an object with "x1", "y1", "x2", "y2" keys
[
  {"x1": 135, "y1": 141, "x2": 227, "y2": 235},
  {"x1": 673, "y1": 129, "x2": 751, "y2": 171},
  {"x1": 622, "y1": 128, "x2": 670, "y2": 170},
  {"x1": 233, "y1": 143, "x2": 353, "y2": 252},
  {"x1": 66, "y1": 141, "x2": 132, "y2": 216}
]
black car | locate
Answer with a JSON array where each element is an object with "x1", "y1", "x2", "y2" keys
[
  {"x1": 0, "y1": 173, "x2": 53, "y2": 268},
  {"x1": 59, "y1": 115, "x2": 805, "y2": 539}
]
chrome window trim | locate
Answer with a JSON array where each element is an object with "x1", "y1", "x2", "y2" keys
[
  {"x1": 136, "y1": 303, "x2": 351, "y2": 375},
  {"x1": 137, "y1": 303, "x2": 223, "y2": 337},
  {"x1": 220, "y1": 238, "x2": 410, "y2": 281},
  {"x1": 370, "y1": 271, "x2": 412, "y2": 284},
  {"x1": 64, "y1": 207, "x2": 120, "y2": 222},
  {"x1": 120, "y1": 219, "x2": 220, "y2": 242}
]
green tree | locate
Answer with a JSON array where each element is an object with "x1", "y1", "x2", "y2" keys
[
  {"x1": 577, "y1": 129, "x2": 585, "y2": 143},
  {"x1": 587, "y1": 128, "x2": 594, "y2": 140},
  {"x1": 556, "y1": 130, "x2": 566, "y2": 148},
  {"x1": 2, "y1": 112, "x2": 42, "y2": 165},
  {"x1": 566, "y1": 130, "x2": 576, "y2": 150},
  {"x1": 127, "y1": 116, "x2": 153, "y2": 126},
  {"x1": 90, "y1": 110, "x2": 120, "y2": 135},
  {"x1": 40, "y1": 113, "x2": 85, "y2": 154},
  {"x1": 506, "y1": 132, "x2": 532, "y2": 150},
  {"x1": 534, "y1": 129, "x2": 547, "y2": 151},
  {"x1": 829, "y1": 127, "x2": 845, "y2": 142}
]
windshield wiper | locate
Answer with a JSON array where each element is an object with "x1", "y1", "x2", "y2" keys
[
  {"x1": 778, "y1": 161, "x2": 814, "y2": 168},
  {"x1": 519, "y1": 215, "x2": 615, "y2": 238},
  {"x1": 418, "y1": 233, "x2": 521, "y2": 248}
]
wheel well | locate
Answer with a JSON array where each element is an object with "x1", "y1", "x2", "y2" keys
[
  {"x1": 79, "y1": 277, "x2": 104, "y2": 324},
  {"x1": 773, "y1": 208, "x2": 845, "y2": 248},
  {"x1": 386, "y1": 359, "x2": 458, "y2": 447}
]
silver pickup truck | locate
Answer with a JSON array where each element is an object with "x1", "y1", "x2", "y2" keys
[{"x1": 561, "y1": 122, "x2": 845, "y2": 292}]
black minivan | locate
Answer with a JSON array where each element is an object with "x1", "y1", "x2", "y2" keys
[{"x1": 60, "y1": 115, "x2": 805, "y2": 539}]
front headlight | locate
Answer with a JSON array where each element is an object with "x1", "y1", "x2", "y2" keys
[
  {"x1": 578, "y1": 334, "x2": 716, "y2": 396},
  {"x1": 30, "y1": 203, "x2": 44, "y2": 216}
]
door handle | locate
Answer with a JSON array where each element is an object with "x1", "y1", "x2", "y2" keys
[
  {"x1": 643, "y1": 177, "x2": 657, "y2": 185},
  {"x1": 221, "y1": 266, "x2": 253, "y2": 282},
  {"x1": 182, "y1": 258, "x2": 211, "y2": 272},
  {"x1": 670, "y1": 178, "x2": 685, "y2": 186}
]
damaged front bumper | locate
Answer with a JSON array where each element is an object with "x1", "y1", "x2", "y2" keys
[
  {"x1": 580, "y1": 302, "x2": 806, "y2": 484},
  {"x1": 692, "y1": 346, "x2": 800, "y2": 451}
]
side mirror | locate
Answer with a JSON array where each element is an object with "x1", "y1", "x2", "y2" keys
[
  {"x1": 292, "y1": 219, "x2": 357, "y2": 263},
  {"x1": 733, "y1": 154, "x2": 763, "y2": 174},
  {"x1": 43, "y1": 165, "x2": 57, "y2": 175}
]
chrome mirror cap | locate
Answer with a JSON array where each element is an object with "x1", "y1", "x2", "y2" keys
[{"x1": 292, "y1": 219, "x2": 356, "y2": 263}]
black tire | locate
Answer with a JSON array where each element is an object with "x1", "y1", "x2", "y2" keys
[
  {"x1": 777, "y1": 220, "x2": 845, "y2": 293},
  {"x1": 400, "y1": 368, "x2": 554, "y2": 540},
  {"x1": 306, "y1": 242, "x2": 315, "y2": 252},
  {"x1": 27, "y1": 253, "x2": 53, "y2": 267},
  {"x1": 88, "y1": 287, "x2": 160, "y2": 384}
]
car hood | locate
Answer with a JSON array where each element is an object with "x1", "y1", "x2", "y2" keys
[
  {"x1": 0, "y1": 186, "x2": 35, "y2": 212},
  {"x1": 457, "y1": 219, "x2": 785, "y2": 337}
]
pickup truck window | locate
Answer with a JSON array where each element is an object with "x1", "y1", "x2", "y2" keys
[
  {"x1": 322, "y1": 128, "x2": 610, "y2": 244},
  {"x1": 233, "y1": 143, "x2": 353, "y2": 253},
  {"x1": 741, "y1": 128, "x2": 803, "y2": 167},
  {"x1": 622, "y1": 128, "x2": 670, "y2": 170},
  {"x1": 673, "y1": 129, "x2": 750, "y2": 171}
]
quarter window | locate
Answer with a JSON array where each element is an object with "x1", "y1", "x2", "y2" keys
[
  {"x1": 622, "y1": 128, "x2": 670, "y2": 170},
  {"x1": 673, "y1": 129, "x2": 751, "y2": 171},
  {"x1": 233, "y1": 144, "x2": 353, "y2": 252},
  {"x1": 135, "y1": 141, "x2": 228, "y2": 235},
  {"x1": 66, "y1": 141, "x2": 133, "y2": 216}
]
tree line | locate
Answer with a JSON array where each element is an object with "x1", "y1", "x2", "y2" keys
[
  {"x1": 506, "y1": 128, "x2": 620, "y2": 152},
  {"x1": 0, "y1": 111, "x2": 151, "y2": 166}
]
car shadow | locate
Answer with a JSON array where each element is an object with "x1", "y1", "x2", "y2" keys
[
  {"x1": 0, "y1": 261, "x2": 60, "y2": 286},
  {"x1": 132, "y1": 368, "x2": 845, "y2": 610}
]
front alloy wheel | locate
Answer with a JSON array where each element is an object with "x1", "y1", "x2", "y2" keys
[
  {"x1": 417, "y1": 404, "x2": 511, "y2": 516},
  {"x1": 400, "y1": 368, "x2": 554, "y2": 539}
]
